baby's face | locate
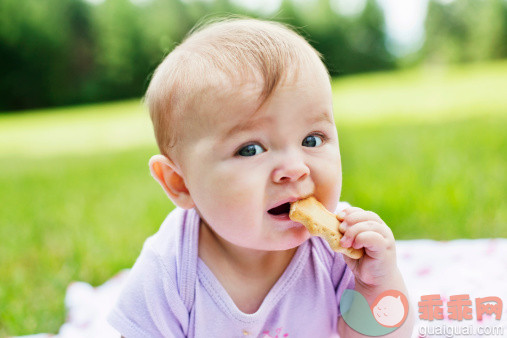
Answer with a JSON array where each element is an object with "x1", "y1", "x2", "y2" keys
[{"x1": 177, "y1": 67, "x2": 341, "y2": 251}]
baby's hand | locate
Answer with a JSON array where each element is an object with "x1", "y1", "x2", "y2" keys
[{"x1": 337, "y1": 207, "x2": 397, "y2": 287}]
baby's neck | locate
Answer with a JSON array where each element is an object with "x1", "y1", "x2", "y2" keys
[{"x1": 198, "y1": 220, "x2": 297, "y2": 313}]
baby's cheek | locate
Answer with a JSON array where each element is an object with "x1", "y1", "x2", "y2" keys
[
  {"x1": 201, "y1": 172, "x2": 263, "y2": 217},
  {"x1": 215, "y1": 174, "x2": 260, "y2": 201},
  {"x1": 313, "y1": 167, "x2": 341, "y2": 209}
]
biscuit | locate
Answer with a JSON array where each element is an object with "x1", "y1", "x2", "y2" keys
[{"x1": 289, "y1": 196, "x2": 364, "y2": 259}]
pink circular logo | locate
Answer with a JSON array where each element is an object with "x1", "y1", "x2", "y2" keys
[{"x1": 371, "y1": 290, "x2": 409, "y2": 328}]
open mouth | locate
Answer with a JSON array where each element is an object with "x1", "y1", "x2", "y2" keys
[{"x1": 268, "y1": 202, "x2": 291, "y2": 216}]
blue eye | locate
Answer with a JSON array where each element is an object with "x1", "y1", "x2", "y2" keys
[
  {"x1": 302, "y1": 135, "x2": 323, "y2": 147},
  {"x1": 237, "y1": 144, "x2": 265, "y2": 157}
]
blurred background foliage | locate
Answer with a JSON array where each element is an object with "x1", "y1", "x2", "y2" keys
[{"x1": 1, "y1": 0, "x2": 506, "y2": 111}]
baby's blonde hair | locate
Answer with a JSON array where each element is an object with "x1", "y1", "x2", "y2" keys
[{"x1": 145, "y1": 17, "x2": 328, "y2": 156}]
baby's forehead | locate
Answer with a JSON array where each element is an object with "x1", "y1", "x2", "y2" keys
[
  {"x1": 191, "y1": 64, "x2": 331, "y2": 128},
  {"x1": 194, "y1": 59, "x2": 329, "y2": 109},
  {"x1": 188, "y1": 75, "x2": 265, "y2": 128}
]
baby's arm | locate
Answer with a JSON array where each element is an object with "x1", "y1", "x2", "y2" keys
[{"x1": 336, "y1": 207, "x2": 415, "y2": 337}]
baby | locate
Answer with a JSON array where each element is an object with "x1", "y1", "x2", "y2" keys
[{"x1": 108, "y1": 17, "x2": 413, "y2": 337}]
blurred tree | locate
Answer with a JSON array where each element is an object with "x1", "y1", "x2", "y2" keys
[
  {"x1": 59, "y1": 0, "x2": 95, "y2": 104},
  {"x1": 424, "y1": 0, "x2": 507, "y2": 64},
  {"x1": 90, "y1": 0, "x2": 155, "y2": 101},
  {"x1": 333, "y1": 0, "x2": 395, "y2": 74},
  {"x1": 278, "y1": 0, "x2": 395, "y2": 75},
  {"x1": 0, "y1": 0, "x2": 396, "y2": 111},
  {"x1": 0, "y1": 0, "x2": 92, "y2": 109}
]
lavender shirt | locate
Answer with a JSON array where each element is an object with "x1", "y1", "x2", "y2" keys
[{"x1": 108, "y1": 206, "x2": 355, "y2": 337}]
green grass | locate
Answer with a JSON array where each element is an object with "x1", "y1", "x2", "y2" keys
[
  {"x1": 1, "y1": 61, "x2": 506, "y2": 336},
  {"x1": 0, "y1": 99, "x2": 154, "y2": 157},
  {"x1": 331, "y1": 61, "x2": 507, "y2": 124},
  {"x1": 0, "y1": 149, "x2": 176, "y2": 335},
  {"x1": 340, "y1": 116, "x2": 507, "y2": 239}
]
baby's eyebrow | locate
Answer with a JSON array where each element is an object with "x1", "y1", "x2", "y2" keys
[
  {"x1": 309, "y1": 110, "x2": 334, "y2": 125},
  {"x1": 221, "y1": 110, "x2": 333, "y2": 139},
  {"x1": 223, "y1": 115, "x2": 271, "y2": 139}
]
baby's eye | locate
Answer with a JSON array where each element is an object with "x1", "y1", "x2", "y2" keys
[
  {"x1": 302, "y1": 134, "x2": 324, "y2": 147},
  {"x1": 237, "y1": 144, "x2": 265, "y2": 157}
]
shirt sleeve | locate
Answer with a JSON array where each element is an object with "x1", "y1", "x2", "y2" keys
[
  {"x1": 107, "y1": 240, "x2": 189, "y2": 338},
  {"x1": 332, "y1": 253, "x2": 355, "y2": 317}
]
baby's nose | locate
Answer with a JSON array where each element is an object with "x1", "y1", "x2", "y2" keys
[{"x1": 271, "y1": 153, "x2": 310, "y2": 183}]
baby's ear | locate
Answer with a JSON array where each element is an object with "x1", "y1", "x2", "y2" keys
[{"x1": 149, "y1": 154, "x2": 195, "y2": 209}]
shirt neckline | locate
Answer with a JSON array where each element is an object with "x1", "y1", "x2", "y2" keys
[{"x1": 190, "y1": 210, "x2": 310, "y2": 323}]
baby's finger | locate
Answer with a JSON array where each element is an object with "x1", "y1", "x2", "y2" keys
[
  {"x1": 343, "y1": 210, "x2": 384, "y2": 226},
  {"x1": 336, "y1": 207, "x2": 363, "y2": 221},
  {"x1": 340, "y1": 221, "x2": 392, "y2": 247},
  {"x1": 352, "y1": 231, "x2": 387, "y2": 259}
]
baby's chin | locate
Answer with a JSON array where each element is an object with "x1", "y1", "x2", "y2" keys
[
  {"x1": 251, "y1": 229, "x2": 311, "y2": 252},
  {"x1": 281, "y1": 232, "x2": 311, "y2": 250},
  {"x1": 199, "y1": 212, "x2": 311, "y2": 251}
]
